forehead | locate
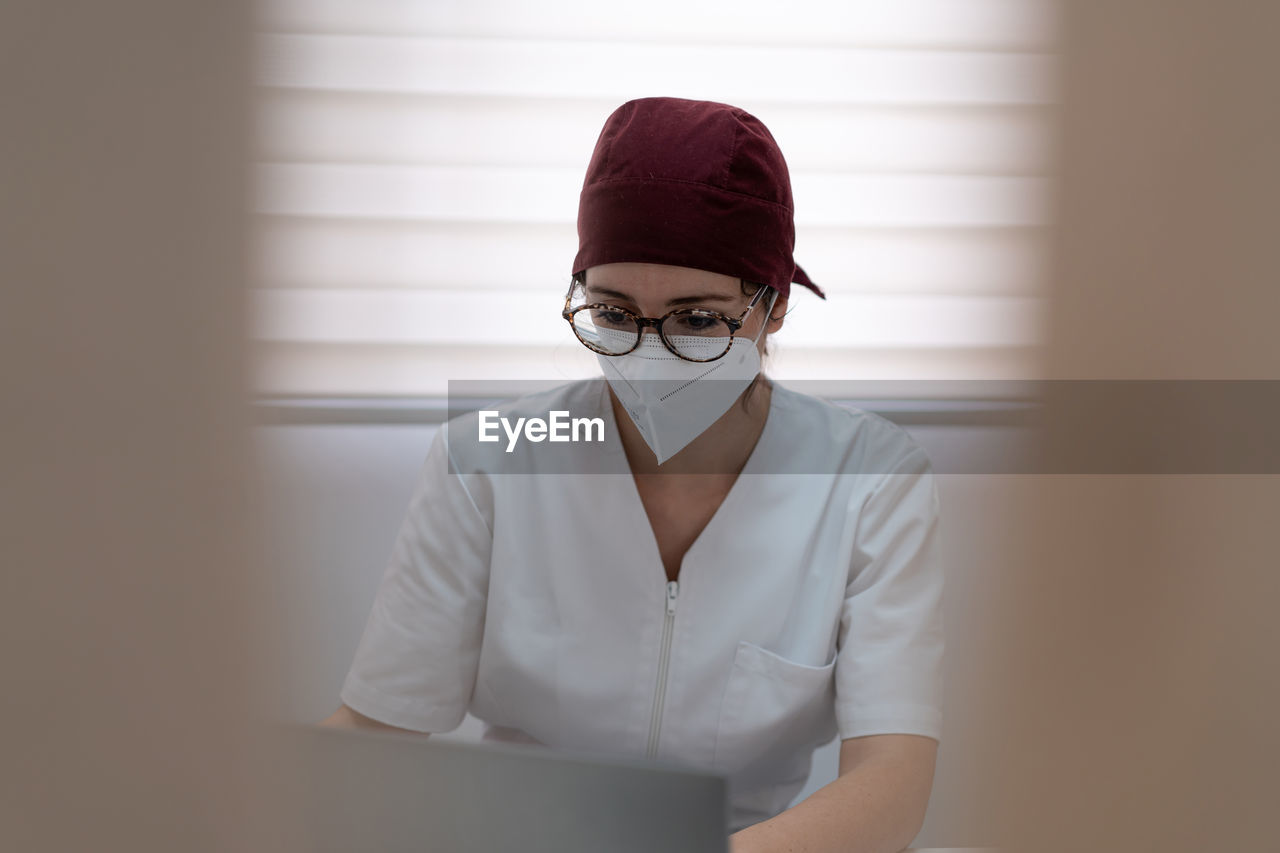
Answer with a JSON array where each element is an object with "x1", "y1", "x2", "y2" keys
[{"x1": 584, "y1": 262, "x2": 740, "y2": 297}]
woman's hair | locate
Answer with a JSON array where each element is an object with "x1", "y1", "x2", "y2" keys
[{"x1": 569, "y1": 272, "x2": 777, "y2": 414}]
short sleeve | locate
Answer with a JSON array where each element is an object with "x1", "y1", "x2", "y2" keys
[
  {"x1": 834, "y1": 448, "x2": 945, "y2": 742},
  {"x1": 339, "y1": 420, "x2": 495, "y2": 732}
]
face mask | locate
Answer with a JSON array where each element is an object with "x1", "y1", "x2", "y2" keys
[{"x1": 597, "y1": 290, "x2": 776, "y2": 465}]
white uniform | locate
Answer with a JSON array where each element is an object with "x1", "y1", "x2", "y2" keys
[{"x1": 340, "y1": 377, "x2": 944, "y2": 832}]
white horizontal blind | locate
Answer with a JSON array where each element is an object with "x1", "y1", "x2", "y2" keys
[{"x1": 253, "y1": 0, "x2": 1056, "y2": 396}]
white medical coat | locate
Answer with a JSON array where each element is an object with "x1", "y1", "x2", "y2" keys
[{"x1": 340, "y1": 377, "x2": 944, "y2": 832}]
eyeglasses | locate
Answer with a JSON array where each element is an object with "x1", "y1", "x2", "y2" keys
[{"x1": 562, "y1": 280, "x2": 774, "y2": 363}]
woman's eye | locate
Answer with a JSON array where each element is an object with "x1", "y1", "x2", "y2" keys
[
  {"x1": 595, "y1": 310, "x2": 631, "y2": 327},
  {"x1": 672, "y1": 314, "x2": 720, "y2": 333}
]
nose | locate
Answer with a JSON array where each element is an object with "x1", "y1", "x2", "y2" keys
[{"x1": 634, "y1": 316, "x2": 663, "y2": 336}]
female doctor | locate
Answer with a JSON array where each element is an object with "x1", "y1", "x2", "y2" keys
[{"x1": 322, "y1": 97, "x2": 944, "y2": 853}]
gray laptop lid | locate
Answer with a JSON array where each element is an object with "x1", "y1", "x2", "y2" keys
[{"x1": 267, "y1": 723, "x2": 729, "y2": 853}]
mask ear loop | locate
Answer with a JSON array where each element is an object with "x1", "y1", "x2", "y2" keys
[{"x1": 751, "y1": 288, "x2": 780, "y2": 345}]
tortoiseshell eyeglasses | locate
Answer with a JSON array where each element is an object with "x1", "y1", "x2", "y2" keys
[{"x1": 561, "y1": 280, "x2": 774, "y2": 363}]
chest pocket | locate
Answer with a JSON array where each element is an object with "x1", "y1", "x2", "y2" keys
[{"x1": 712, "y1": 640, "x2": 838, "y2": 783}]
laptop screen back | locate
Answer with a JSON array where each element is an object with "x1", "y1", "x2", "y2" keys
[{"x1": 265, "y1": 723, "x2": 729, "y2": 853}]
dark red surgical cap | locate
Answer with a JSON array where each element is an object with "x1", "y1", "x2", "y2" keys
[{"x1": 572, "y1": 97, "x2": 825, "y2": 300}]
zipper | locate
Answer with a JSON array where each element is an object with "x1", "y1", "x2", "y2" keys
[{"x1": 645, "y1": 580, "x2": 679, "y2": 758}]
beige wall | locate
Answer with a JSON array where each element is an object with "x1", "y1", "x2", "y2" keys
[
  {"x1": 988, "y1": 2, "x2": 1280, "y2": 851},
  {"x1": 0, "y1": 2, "x2": 287, "y2": 851}
]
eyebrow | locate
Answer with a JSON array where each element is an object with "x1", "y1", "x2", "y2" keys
[{"x1": 586, "y1": 287, "x2": 738, "y2": 308}]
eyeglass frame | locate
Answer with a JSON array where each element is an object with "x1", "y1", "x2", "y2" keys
[{"x1": 561, "y1": 279, "x2": 776, "y2": 363}]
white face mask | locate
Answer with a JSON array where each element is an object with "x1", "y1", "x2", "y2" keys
[{"x1": 597, "y1": 290, "x2": 776, "y2": 465}]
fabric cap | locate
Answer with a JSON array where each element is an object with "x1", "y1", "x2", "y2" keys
[{"x1": 572, "y1": 97, "x2": 825, "y2": 300}]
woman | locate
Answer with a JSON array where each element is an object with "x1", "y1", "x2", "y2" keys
[{"x1": 323, "y1": 97, "x2": 943, "y2": 852}]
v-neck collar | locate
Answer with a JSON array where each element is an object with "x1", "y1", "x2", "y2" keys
[{"x1": 593, "y1": 377, "x2": 782, "y2": 587}]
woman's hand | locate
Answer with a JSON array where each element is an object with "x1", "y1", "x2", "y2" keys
[{"x1": 317, "y1": 703, "x2": 429, "y2": 736}]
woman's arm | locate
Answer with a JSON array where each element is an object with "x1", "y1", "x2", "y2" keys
[
  {"x1": 317, "y1": 703, "x2": 431, "y2": 737},
  {"x1": 729, "y1": 734, "x2": 937, "y2": 853}
]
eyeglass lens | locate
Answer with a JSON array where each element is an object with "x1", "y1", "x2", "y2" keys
[{"x1": 570, "y1": 306, "x2": 734, "y2": 361}]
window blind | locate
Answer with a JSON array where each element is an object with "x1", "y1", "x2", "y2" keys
[{"x1": 253, "y1": 0, "x2": 1055, "y2": 397}]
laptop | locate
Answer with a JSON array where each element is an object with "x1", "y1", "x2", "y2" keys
[{"x1": 264, "y1": 722, "x2": 730, "y2": 853}]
